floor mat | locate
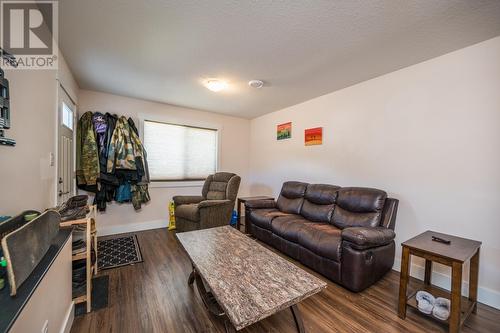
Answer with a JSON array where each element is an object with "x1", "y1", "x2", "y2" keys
[
  {"x1": 75, "y1": 275, "x2": 109, "y2": 316},
  {"x1": 97, "y1": 234, "x2": 143, "y2": 270}
]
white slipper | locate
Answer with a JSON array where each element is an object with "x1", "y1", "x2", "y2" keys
[
  {"x1": 416, "y1": 291, "x2": 435, "y2": 314},
  {"x1": 432, "y1": 297, "x2": 451, "y2": 321}
]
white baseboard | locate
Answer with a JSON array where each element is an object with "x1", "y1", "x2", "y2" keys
[
  {"x1": 97, "y1": 219, "x2": 168, "y2": 236},
  {"x1": 60, "y1": 301, "x2": 74, "y2": 333},
  {"x1": 393, "y1": 258, "x2": 500, "y2": 310}
]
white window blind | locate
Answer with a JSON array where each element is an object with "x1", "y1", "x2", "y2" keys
[{"x1": 143, "y1": 120, "x2": 218, "y2": 181}]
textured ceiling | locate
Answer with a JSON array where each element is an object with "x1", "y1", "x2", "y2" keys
[{"x1": 59, "y1": 0, "x2": 500, "y2": 119}]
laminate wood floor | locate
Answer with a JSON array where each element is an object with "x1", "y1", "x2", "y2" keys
[{"x1": 71, "y1": 228, "x2": 500, "y2": 333}]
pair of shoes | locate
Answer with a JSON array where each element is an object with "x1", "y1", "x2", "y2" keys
[
  {"x1": 72, "y1": 239, "x2": 87, "y2": 255},
  {"x1": 65, "y1": 195, "x2": 88, "y2": 209},
  {"x1": 58, "y1": 195, "x2": 89, "y2": 221},
  {"x1": 72, "y1": 260, "x2": 87, "y2": 298},
  {"x1": 60, "y1": 206, "x2": 90, "y2": 222},
  {"x1": 416, "y1": 291, "x2": 451, "y2": 320}
]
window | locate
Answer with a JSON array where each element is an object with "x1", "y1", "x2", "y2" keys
[
  {"x1": 62, "y1": 102, "x2": 74, "y2": 130},
  {"x1": 143, "y1": 120, "x2": 218, "y2": 181}
]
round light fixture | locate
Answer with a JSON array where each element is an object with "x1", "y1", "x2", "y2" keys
[
  {"x1": 248, "y1": 79, "x2": 264, "y2": 89},
  {"x1": 205, "y1": 79, "x2": 228, "y2": 92}
]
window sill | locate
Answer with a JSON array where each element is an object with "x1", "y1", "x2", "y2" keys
[{"x1": 149, "y1": 180, "x2": 205, "y2": 189}]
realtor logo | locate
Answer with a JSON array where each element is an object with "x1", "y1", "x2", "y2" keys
[{"x1": 1, "y1": 1, "x2": 58, "y2": 69}]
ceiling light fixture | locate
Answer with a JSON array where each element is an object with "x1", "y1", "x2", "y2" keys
[
  {"x1": 205, "y1": 79, "x2": 228, "y2": 92},
  {"x1": 248, "y1": 80, "x2": 264, "y2": 89}
]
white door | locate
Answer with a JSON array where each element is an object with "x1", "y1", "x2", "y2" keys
[{"x1": 57, "y1": 86, "x2": 76, "y2": 205}]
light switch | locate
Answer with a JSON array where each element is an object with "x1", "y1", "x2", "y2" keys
[{"x1": 49, "y1": 152, "x2": 54, "y2": 166}]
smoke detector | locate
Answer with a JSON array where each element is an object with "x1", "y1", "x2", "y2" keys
[{"x1": 248, "y1": 80, "x2": 264, "y2": 89}]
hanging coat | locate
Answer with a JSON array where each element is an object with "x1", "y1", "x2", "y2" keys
[
  {"x1": 106, "y1": 116, "x2": 142, "y2": 171},
  {"x1": 128, "y1": 118, "x2": 150, "y2": 184},
  {"x1": 76, "y1": 111, "x2": 100, "y2": 189}
]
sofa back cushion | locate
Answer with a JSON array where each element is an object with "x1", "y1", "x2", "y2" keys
[
  {"x1": 300, "y1": 184, "x2": 340, "y2": 222},
  {"x1": 277, "y1": 181, "x2": 308, "y2": 214},
  {"x1": 331, "y1": 187, "x2": 387, "y2": 229}
]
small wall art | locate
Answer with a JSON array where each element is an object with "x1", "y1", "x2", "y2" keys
[
  {"x1": 305, "y1": 127, "x2": 323, "y2": 146},
  {"x1": 277, "y1": 122, "x2": 292, "y2": 140}
]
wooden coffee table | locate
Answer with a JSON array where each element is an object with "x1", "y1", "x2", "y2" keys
[
  {"x1": 398, "y1": 231, "x2": 481, "y2": 333},
  {"x1": 176, "y1": 226, "x2": 327, "y2": 332}
]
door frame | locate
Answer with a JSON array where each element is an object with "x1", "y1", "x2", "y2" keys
[{"x1": 55, "y1": 82, "x2": 77, "y2": 206}]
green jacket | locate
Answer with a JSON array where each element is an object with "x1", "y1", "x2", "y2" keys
[
  {"x1": 76, "y1": 111, "x2": 100, "y2": 186},
  {"x1": 107, "y1": 116, "x2": 144, "y2": 172}
]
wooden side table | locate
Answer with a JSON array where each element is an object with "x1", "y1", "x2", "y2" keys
[
  {"x1": 398, "y1": 231, "x2": 481, "y2": 333},
  {"x1": 236, "y1": 196, "x2": 274, "y2": 233}
]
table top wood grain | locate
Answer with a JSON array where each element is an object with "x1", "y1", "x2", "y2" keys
[
  {"x1": 176, "y1": 226, "x2": 326, "y2": 330},
  {"x1": 402, "y1": 230, "x2": 481, "y2": 263}
]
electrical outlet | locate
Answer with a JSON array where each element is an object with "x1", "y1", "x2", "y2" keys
[
  {"x1": 49, "y1": 152, "x2": 54, "y2": 166},
  {"x1": 41, "y1": 320, "x2": 48, "y2": 333}
]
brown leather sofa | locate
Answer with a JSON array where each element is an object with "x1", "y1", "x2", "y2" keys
[{"x1": 245, "y1": 181, "x2": 398, "y2": 292}]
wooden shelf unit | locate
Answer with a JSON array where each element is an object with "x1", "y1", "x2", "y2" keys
[{"x1": 60, "y1": 205, "x2": 98, "y2": 313}]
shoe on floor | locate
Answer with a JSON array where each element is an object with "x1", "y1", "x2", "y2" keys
[
  {"x1": 416, "y1": 291, "x2": 435, "y2": 315},
  {"x1": 432, "y1": 297, "x2": 451, "y2": 320}
]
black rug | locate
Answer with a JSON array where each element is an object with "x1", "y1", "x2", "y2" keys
[
  {"x1": 97, "y1": 234, "x2": 143, "y2": 270},
  {"x1": 75, "y1": 275, "x2": 109, "y2": 316}
]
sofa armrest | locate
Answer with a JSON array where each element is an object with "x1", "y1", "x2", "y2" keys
[
  {"x1": 198, "y1": 199, "x2": 231, "y2": 209},
  {"x1": 173, "y1": 195, "x2": 204, "y2": 206},
  {"x1": 244, "y1": 199, "x2": 276, "y2": 209},
  {"x1": 341, "y1": 227, "x2": 395, "y2": 250}
]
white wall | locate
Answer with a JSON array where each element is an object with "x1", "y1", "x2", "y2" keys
[
  {"x1": 248, "y1": 36, "x2": 500, "y2": 308},
  {"x1": 0, "y1": 69, "x2": 58, "y2": 214},
  {"x1": 0, "y1": 52, "x2": 79, "y2": 215},
  {"x1": 77, "y1": 90, "x2": 250, "y2": 235}
]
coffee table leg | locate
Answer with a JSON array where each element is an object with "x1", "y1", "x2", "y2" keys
[
  {"x1": 291, "y1": 304, "x2": 306, "y2": 333},
  {"x1": 224, "y1": 320, "x2": 236, "y2": 333},
  {"x1": 188, "y1": 265, "x2": 195, "y2": 286}
]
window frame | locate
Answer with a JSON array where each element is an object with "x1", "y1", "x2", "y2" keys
[
  {"x1": 139, "y1": 115, "x2": 221, "y2": 188},
  {"x1": 61, "y1": 101, "x2": 74, "y2": 130}
]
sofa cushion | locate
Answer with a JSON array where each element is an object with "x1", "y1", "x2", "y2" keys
[
  {"x1": 175, "y1": 204, "x2": 200, "y2": 222},
  {"x1": 276, "y1": 181, "x2": 308, "y2": 214},
  {"x1": 248, "y1": 208, "x2": 291, "y2": 230},
  {"x1": 298, "y1": 223, "x2": 342, "y2": 262},
  {"x1": 332, "y1": 187, "x2": 387, "y2": 229},
  {"x1": 271, "y1": 215, "x2": 312, "y2": 243},
  {"x1": 300, "y1": 184, "x2": 340, "y2": 222}
]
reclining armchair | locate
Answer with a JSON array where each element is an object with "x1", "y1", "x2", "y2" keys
[{"x1": 173, "y1": 172, "x2": 241, "y2": 232}]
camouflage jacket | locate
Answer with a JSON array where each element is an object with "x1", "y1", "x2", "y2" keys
[
  {"x1": 107, "y1": 116, "x2": 145, "y2": 172},
  {"x1": 76, "y1": 111, "x2": 100, "y2": 186}
]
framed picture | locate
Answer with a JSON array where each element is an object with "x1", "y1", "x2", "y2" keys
[
  {"x1": 277, "y1": 122, "x2": 292, "y2": 140},
  {"x1": 305, "y1": 127, "x2": 323, "y2": 146}
]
